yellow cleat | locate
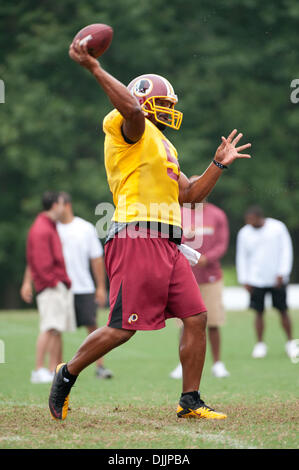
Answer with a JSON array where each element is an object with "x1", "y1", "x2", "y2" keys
[
  {"x1": 49, "y1": 363, "x2": 75, "y2": 421},
  {"x1": 177, "y1": 392, "x2": 227, "y2": 420},
  {"x1": 177, "y1": 404, "x2": 227, "y2": 420}
]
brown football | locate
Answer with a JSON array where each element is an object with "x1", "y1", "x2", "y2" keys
[{"x1": 73, "y1": 23, "x2": 113, "y2": 58}]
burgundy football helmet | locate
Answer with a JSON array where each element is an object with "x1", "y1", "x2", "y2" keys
[{"x1": 127, "y1": 74, "x2": 183, "y2": 130}]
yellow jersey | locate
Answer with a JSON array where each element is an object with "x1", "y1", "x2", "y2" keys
[{"x1": 103, "y1": 109, "x2": 181, "y2": 227}]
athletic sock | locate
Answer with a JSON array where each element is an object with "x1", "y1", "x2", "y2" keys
[
  {"x1": 62, "y1": 364, "x2": 78, "y2": 384},
  {"x1": 181, "y1": 391, "x2": 200, "y2": 401}
]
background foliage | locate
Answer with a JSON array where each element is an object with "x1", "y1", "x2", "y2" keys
[{"x1": 1, "y1": 0, "x2": 299, "y2": 307}]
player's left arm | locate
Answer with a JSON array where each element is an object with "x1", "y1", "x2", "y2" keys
[{"x1": 179, "y1": 130, "x2": 251, "y2": 205}]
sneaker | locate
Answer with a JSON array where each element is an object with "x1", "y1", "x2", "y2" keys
[
  {"x1": 285, "y1": 340, "x2": 299, "y2": 360},
  {"x1": 170, "y1": 363, "x2": 182, "y2": 379},
  {"x1": 177, "y1": 392, "x2": 227, "y2": 420},
  {"x1": 96, "y1": 366, "x2": 113, "y2": 379},
  {"x1": 252, "y1": 342, "x2": 267, "y2": 358},
  {"x1": 31, "y1": 368, "x2": 53, "y2": 384},
  {"x1": 211, "y1": 361, "x2": 230, "y2": 378},
  {"x1": 48, "y1": 363, "x2": 76, "y2": 420}
]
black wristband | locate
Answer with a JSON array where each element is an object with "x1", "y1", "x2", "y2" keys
[{"x1": 213, "y1": 159, "x2": 228, "y2": 170}]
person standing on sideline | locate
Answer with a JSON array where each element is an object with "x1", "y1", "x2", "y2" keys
[
  {"x1": 21, "y1": 192, "x2": 113, "y2": 379},
  {"x1": 57, "y1": 192, "x2": 113, "y2": 379},
  {"x1": 236, "y1": 206, "x2": 296, "y2": 359},
  {"x1": 21, "y1": 191, "x2": 76, "y2": 383},
  {"x1": 170, "y1": 198, "x2": 230, "y2": 379}
]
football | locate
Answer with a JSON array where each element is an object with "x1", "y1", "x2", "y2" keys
[{"x1": 73, "y1": 23, "x2": 113, "y2": 58}]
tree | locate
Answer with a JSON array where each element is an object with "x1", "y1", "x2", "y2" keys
[{"x1": 1, "y1": 0, "x2": 299, "y2": 307}]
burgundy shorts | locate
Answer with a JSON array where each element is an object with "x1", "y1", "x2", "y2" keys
[{"x1": 104, "y1": 227, "x2": 206, "y2": 331}]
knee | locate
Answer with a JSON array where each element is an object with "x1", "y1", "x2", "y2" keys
[
  {"x1": 198, "y1": 311, "x2": 207, "y2": 329},
  {"x1": 256, "y1": 310, "x2": 264, "y2": 316},
  {"x1": 208, "y1": 325, "x2": 218, "y2": 333},
  {"x1": 48, "y1": 328, "x2": 61, "y2": 336},
  {"x1": 183, "y1": 312, "x2": 207, "y2": 332},
  {"x1": 108, "y1": 327, "x2": 136, "y2": 345},
  {"x1": 278, "y1": 309, "x2": 288, "y2": 317}
]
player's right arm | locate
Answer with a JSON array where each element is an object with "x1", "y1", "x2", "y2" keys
[{"x1": 69, "y1": 40, "x2": 145, "y2": 143}]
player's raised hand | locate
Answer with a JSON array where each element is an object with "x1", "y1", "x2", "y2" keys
[
  {"x1": 214, "y1": 129, "x2": 251, "y2": 167},
  {"x1": 69, "y1": 40, "x2": 99, "y2": 72}
]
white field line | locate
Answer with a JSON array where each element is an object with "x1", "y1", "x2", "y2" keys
[
  {"x1": 171, "y1": 427, "x2": 257, "y2": 449},
  {"x1": 0, "y1": 402, "x2": 45, "y2": 408},
  {"x1": 0, "y1": 436, "x2": 28, "y2": 443}
]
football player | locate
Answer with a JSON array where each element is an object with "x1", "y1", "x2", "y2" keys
[{"x1": 49, "y1": 39, "x2": 251, "y2": 421}]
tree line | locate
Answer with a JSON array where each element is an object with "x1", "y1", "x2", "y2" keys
[{"x1": 1, "y1": 0, "x2": 299, "y2": 307}]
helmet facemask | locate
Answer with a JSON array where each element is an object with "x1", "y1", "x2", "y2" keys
[{"x1": 142, "y1": 96, "x2": 183, "y2": 130}]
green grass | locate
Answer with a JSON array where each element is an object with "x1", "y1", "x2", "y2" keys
[
  {"x1": 222, "y1": 265, "x2": 238, "y2": 286},
  {"x1": 0, "y1": 309, "x2": 298, "y2": 449}
]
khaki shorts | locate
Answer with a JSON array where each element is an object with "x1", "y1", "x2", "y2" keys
[
  {"x1": 198, "y1": 279, "x2": 225, "y2": 327},
  {"x1": 36, "y1": 282, "x2": 76, "y2": 333}
]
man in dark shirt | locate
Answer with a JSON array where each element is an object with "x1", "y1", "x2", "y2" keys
[{"x1": 22, "y1": 191, "x2": 75, "y2": 384}]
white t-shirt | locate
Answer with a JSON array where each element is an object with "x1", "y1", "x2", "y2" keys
[
  {"x1": 57, "y1": 217, "x2": 104, "y2": 294},
  {"x1": 236, "y1": 218, "x2": 293, "y2": 287}
]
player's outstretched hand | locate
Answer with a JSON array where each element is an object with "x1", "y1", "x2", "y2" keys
[
  {"x1": 214, "y1": 129, "x2": 251, "y2": 167},
  {"x1": 69, "y1": 40, "x2": 99, "y2": 72}
]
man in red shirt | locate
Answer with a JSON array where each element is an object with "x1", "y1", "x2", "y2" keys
[
  {"x1": 170, "y1": 198, "x2": 230, "y2": 378},
  {"x1": 22, "y1": 191, "x2": 75, "y2": 384}
]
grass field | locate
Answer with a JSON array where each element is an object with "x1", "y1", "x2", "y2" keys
[{"x1": 0, "y1": 309, "x2": 298, "y2": 450}]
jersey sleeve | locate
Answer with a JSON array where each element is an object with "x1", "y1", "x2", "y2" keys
[{"x1": 103, "y1": 109, "x2": 127, "y2": 144}]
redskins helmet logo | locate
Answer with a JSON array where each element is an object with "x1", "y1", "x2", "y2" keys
[
  {"x1": 133, "y1": 79, "x2": 153, "y2": 97},
  {"x1": 128, "y1": 313, "x2": 139, "y2": 324}
]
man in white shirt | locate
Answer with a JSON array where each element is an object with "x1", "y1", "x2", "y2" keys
[
  {"x1": 236, "y1": 206, "x2": 296, "y2": 359},
  {"x1": 57, "y1": 192, "x2": 113, "y2": 379}
]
